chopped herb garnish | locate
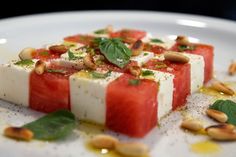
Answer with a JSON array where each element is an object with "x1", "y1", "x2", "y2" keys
[
  {"x1": 151, "y1": 38, "x2": 164, "y2": 43},
  {"x1": 24, "y1": 110, "x2": 76, "y2": 140},
  {"x1": 68, "y1": 51, "x2": 76, "y2": 60},
  {"x1": 143, "y1": 52, "x2": 148, "y2": 56},
  {"x1": 209, "y1": 100, "x2": 236, "y2": 125},
  {"x1": 94, "y1": 29, "x2": 108, "y2": 34},
  {"x1": 14, "y1": 59, "x2": 34, "y2": 66},
  {"x1": 91, "y1": 71, "x2": 111, "y2": 79},
  {"x1": 47, "y1": 69, "x2": 66, "y2": 74},
  {"x1": 142, "y1": 70, "x2": 154, "y2": 76},
  {"x1": 128, "y1": 79, "x2": 141, "y2": 86},
  {"x1": 155, "y1": 62, "x2": 167, "y2": 69},
  {"x1": 178, "y1": 45, "x2": 195, "y2": 51},
  {"x1": 39, "y1": 51, "x2": 49, "y2": 56},
  {"x1": 98, "y1": 38, "x2": 131, "y2": 68}
]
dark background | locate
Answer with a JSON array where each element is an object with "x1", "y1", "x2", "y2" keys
[{"x1": 0, "y1": 0, "x2": 236, "y2": 21}]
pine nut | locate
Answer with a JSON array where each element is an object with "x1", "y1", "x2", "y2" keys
[
  {"x1": 181, "y1": 119, "x2": 204, "y2": 132},
  {"x1": 164, "y1": 51, "x2": 189, "y2": 63},
  {"x1": 129, "y1": 66, "x2": 141, "y2": 77},
  {"x1": 4, "y1": 127, "x2": 33, "y2": 141},
  {"x1": 206, "y1": 124, "x2": 236, "y2": 141},
  {"x1": 131, "y1": 40, "x2": 144, "y2": 56},
  {"x1": 115, "y1": 142, "x2": 149, "y2": 157},
  {"x1": 49, "y1": 45, "x2": 68, "y2": 54},
  {"x1": 18, "y1": 47, "x2": 35, "y2": 60},
  {"x1": 35, "y1": 60, "x2": 46, "y2": 75},
  {"x1": 90, "y1": 134, "x2": 119, "y2": 149},
  {"x1": 206, "y1": 109, "x2": 228, "y2": 123},
  {"x1": 176, "y1": 36, "x2": 192, "y2": 46},
  {"x1": 211, "y1": 81, "x2": 235, "y2": 96},
  {"x1": 228, "y1": 62, "x2": 236, "y2": 76},
  {"x1": 83, "y1": 54, "x2": 96, "y2": 70}
]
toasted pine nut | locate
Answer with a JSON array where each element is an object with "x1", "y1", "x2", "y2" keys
[
  {"x1": 181, "y1": 119, "x2": 204, "y2": 132},
  {"x1": 106, "y1": 25, "x2": 113, "y2": 33},
  {"x1": 211, "y1": 81, "x2": 235, "y2": 96},
  {"x1": 19, "y1": 47, "x2": 35, "y2": 60},
  {"x1": 129, "y1": 66, "x2": 141, "y2": 77},
  {"x1": 228, "y1": 62, "x2": 236, "y2": 76},
  {"x1": 164, "y1": 51, "x2": 189, "y2": 63},
  {"x1": 83, "y1": 54, "x2": 96, "y2": 70},
  {"x1": 49, "y1": 45, "x2": 68, "y2": 54},
  {"x1": 131, "y1": 40, "x2": 144, "y2": 56},
  {"x1": 35, "y1": 60, "x2": 46, "y2": 75},
  {"x1": 176, "y1": 36, "x2": 192, "y2": 46},
  {"x1": 115, "y1": 142, "x2": 149, "y2": 157},
  {"x1": 4, "y1": 127, "x2": 33, "y2": 141},
  {"x1": 206, "y1": 124, "x2": 236, "y2": 141},
  {"x1": 90, "y1": 134, "x2": 119, "y2": 149},
  {"x1": 206, "y1": 109, "x2": 228, "y2": 123}
]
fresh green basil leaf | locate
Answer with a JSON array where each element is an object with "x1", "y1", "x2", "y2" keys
[
  {"x1": 209, "y1": 100, "x2": 236, "y2": 125},
  {"x1": 91, "y1": 71, "x2": 111, "y2": 79},
  {"x1": 178, "y1": 45, "x2": 195, "y2": 51},
  {"x1": 94, "y1": 29, "x2": 108, "y2": 34},
  {"x1": 128, "y1": 79, "x2": 141, "y2": 86},
  {"x1": 47, "y1": 69, "x2": 66, "y2": 74},
  {"x1": 142, "y1": 70, "x2": 154, "y2": 76},
  {"x1": 24, "y1": 110, "x2": 76, "y2": 140},
  {"x1": 14, "y1": 59, "x2": 34, "y2": 66},
  {"x1": 99, "y1": 38, "x2": 131, "y2": 68},
  {"x1": 151, "y1": 38, "x2": 164, "y2": 43}
]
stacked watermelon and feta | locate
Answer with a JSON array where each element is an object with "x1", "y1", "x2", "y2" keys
[{"x1": 0, "y1": 27, "x2": 214, "y2": 137}]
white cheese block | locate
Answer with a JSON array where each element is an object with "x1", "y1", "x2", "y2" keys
[
  {"x1": 87, "y1": 32, "x2": 109, "y2": 38},
  {"x1": 69, "y1": 71, "x2": 122, "y2": 124},
  {"x1": 141, "y1": 69, "x2": 174, "y2": 120},
  {"x1": 155, "y1": 53, "x2": 204, "y2": 93},
  {"x1": 0, "y1": 61, "x2": 36, "y2": 107},
  {"x1": 131, "y1": 51, "x2": 154, "y2": 66},
  {"x1": 182, "y1": 53, "x2": 205, "y2": 93}
]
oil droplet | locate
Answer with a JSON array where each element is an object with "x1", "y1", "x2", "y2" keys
[
  {"x1": 199, "y1": 86, "x2": 232, "y2": 98},
  {"x1": 190, "y1": 141, "x2": 221, "y2": 154},
  {"x1": 85, "y1": 142, "x2": 122, "y2": 157}
]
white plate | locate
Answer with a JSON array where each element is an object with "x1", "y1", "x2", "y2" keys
[{"x1": 0, "y1": 11, "x2": 236, "y2": 157}]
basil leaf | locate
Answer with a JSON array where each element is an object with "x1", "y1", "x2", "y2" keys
[
  {"x1": 24, "y1": 110, "x2": 76, "y2": 140},
  {"x1": 142, "y1": 70, "x2": 154, "y2": 76},
  {"x1": 98, "y1": 38, "x2": 131, "y2": 68},
  {"x1": 151, "y1": 38, "x2": 164, "y2": 43},
  {"x1": 47, "y1": 69, "x2": 66, "y2": 74},
  {"x1": 14, "y1": 59, "x2": 34, "y2": 66},
  {"x1": 91, "y1": 71, "x2": 111, "y2": 79},
  {"x1": 94, "y1": 29, "x2": 108, "y2": 34},
  {"x1": 178, "y1": 45, "x2": 195, "y2": 51},
  {"x1": 128, "y1": 79, "x2": 140, "y2": 86},
  {"x1": 209, "y1": 100, "x2": 236, "y2": 125}
]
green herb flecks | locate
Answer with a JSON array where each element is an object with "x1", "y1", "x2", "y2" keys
[
  {"x1": 39, "y1": 51, "x2": 49, "y2": 56},
  {"x1": 142, "y1": 70, "x2": 154, "y2": 76},
  {"x1": 178, "y1": 45, "x2": 195, "y2": 51},
  {"x1": 128, "y1": 79, "x2": 141, "y2": 86},
  {"x1": 98, "y1": 38, "x2": 131, "y2": 68},
  {"x1": 155, "y1": 62, "x2": 167, "y2": 69},
  {"x1": 151, "y1": 38, "x2": 164, "y2": 43},
  {"x1": 46, "y1": 69, "x2": 66, "y2": 74},
  {"x1": 91, "y1": 71, "x2": 111, "y2": 79},
  {"x1": 209, "y1": 100, "x2": 236, "y2": 125},
  {"x1": 24, "y1": 110, "x2": 76, "y2": 140},
  {"x1": 143, "y1": 52, "x2": 149, "y2": 56},
  {"x1": 94, "y1": 29, "x2": 108, "y2": 34},
  {"x1": 14, "y1": 59, "x2": 34, "y2": 66}
]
